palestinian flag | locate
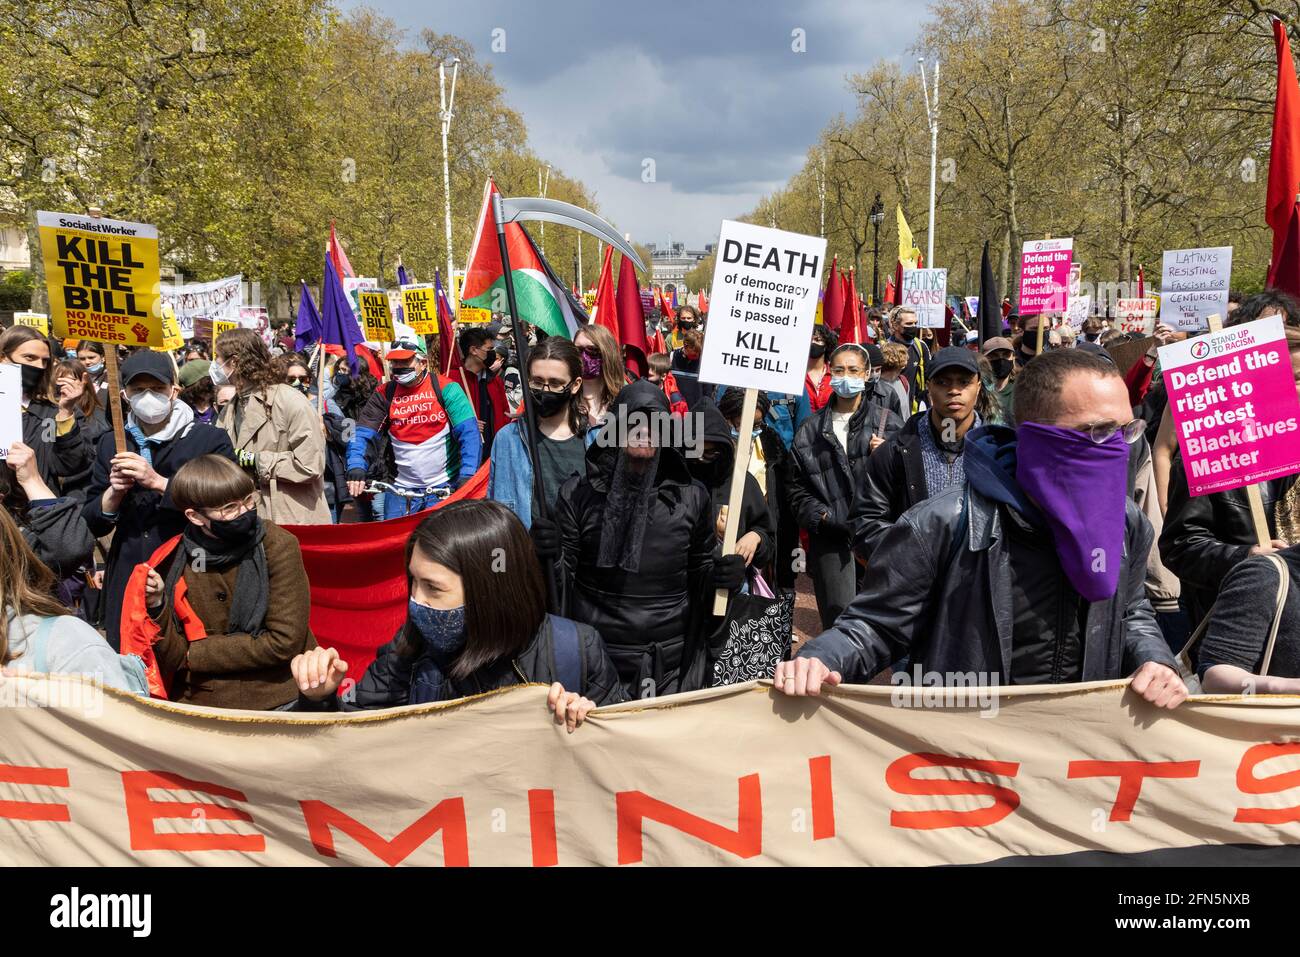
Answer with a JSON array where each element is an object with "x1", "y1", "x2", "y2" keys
[{"x1": 461, "y1": 179, "x2": 587, "y2": 339}]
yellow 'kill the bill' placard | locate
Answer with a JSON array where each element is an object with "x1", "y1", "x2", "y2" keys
[
  {"x1": 154, "y1": 306, "x2": 183, "y2": 351},
  {"x1": 359, "y1": 289, "x2": 395, "y2": 342},
  {"x1": 37, "y1": 211, "x2": 162, "y2": 346},
  {"x1": 401, "y1": 284, "x2": 438, "y2": 336},
  {"x1": 13, "y1": 312, "x2": 49, "y2": 335}
]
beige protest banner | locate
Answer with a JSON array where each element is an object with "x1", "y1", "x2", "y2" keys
[{"x1": 3, "y1": 676, "x2": 1300, "y2": 866}]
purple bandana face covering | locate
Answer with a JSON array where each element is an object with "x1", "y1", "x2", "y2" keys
[
  {"x1": 1014, "y1": 422, "x2": 1130, "y2": 602},
  {"x1": 581, "y1": 349, "x2": 603, "y2": 378}
]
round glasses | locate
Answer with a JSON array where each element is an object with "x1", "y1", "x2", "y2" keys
[{"x1": 202, "y1": 492, "x2": 258, "y2": 520}]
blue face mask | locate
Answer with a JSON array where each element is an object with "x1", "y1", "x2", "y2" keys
[
  {"x1": 729, "y1": 426, "x2": 762, "y2": 440},
  {"x1": 87, "y1": 362, "x2": 104, "y2": 375},
  {"x1": 407, "y1": 600, "x2": 466, "y2": 658},
  {"x1": 830, "y1": 375, "x2": 866, "y2": 397}
]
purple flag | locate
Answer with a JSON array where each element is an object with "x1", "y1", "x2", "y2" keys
[
  {"x1": 394, "y1": 263, "x2": 412, "y2": 324},
  {"x1": 321, "y1": 252, "x2": 364, "y2": 373},
  {"x1": 295, "y1": 279, "x2": 322, "y2": 351}
]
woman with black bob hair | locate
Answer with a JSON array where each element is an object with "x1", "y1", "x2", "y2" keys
[{"x1": 290, "y1": 499, "x2": 626, "y2": 729}]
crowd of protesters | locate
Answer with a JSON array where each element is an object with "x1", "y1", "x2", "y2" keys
[{"x1": 5, "y1": 287, "x2": 1300, "y2": 729}]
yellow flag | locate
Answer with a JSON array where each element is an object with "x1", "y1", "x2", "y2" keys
[{"x1": 897, "y1": 206, "x2": 920, "y2": 270}]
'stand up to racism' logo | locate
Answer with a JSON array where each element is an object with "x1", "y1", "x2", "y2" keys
[{"x1": 1190, "y1": 340, "x2": 1210, "y2": 360}]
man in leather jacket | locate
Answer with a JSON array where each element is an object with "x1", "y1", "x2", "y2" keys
[{"x1": 776, "y1": 349, "x2": 1186, "y2": 708}]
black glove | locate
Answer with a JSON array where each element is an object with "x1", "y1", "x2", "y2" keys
[
  {"x1": 711, "y1": 554, "x2": 747, "y2": 593},
  {"x1": 817, "y1": 515, "x2": 851, "y2": 543},
  {"x1": 346, "y1": 468, "x2": 367, "y2": 485},
  {"x1": 530, "y1": 515, "x2": 560, "y2": 561}
]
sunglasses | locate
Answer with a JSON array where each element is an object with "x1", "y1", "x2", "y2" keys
[{"x1": 1075, "y1": 418, "x2": 1146, "y2": 445}]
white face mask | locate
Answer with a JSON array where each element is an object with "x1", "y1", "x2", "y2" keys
[
  {"x1": 129, "y1": 389, "x2": 173, "y2": 425},
  {"x1": 209, "y1": 360, "x2": 230, "y2": 387}
]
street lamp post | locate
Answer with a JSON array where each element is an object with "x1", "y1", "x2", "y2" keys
[
  {"x1": 869, "y1": 193, "x2": 884, "y2": 305},
  {"x1": 918, "y1": 56, "x2": 940, "y2": 267},
  {"x1": 538, "y1": 163, "x2": 552, "y2": 254},
  {"x1": 439, "y1": 58, "x2": 460, "y2": 309}
]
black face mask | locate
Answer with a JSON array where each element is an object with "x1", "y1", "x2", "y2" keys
[
  {"x1": 989, "y1": 357, "x2": 1014, "y2": 380},
  {"x1": 19, "y1": 362, "x2": 43, "y2": 395},
  {"x1": 530, "y1": 388, "x2": 571, "y2": 419},
  {"x1": 205, "y1": 510, "x2": 260, "y2": 545},
  {"x1": 678, "y1": 323, "x2": 697, "y2": 333},
  {"x1": 901, "y1": 327, "x2": 919, "y2": 341},
  {"x1": 809, "y1": 343, "x2": 826, "y2": 359},
  {"x1": 688, "y1": 451, "x2": 729, "y2": 486}
]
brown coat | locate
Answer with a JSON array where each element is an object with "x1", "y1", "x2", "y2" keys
[
  {"x1": 153, "y1": 522, "x2": 316, "y2": 710},
  {"x1": 217, "y1": 383, "x2": 332, "y2": 525}
]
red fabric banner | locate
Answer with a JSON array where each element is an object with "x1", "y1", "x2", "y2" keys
[{"x1": 283, "y1": 463, "x2": 490, "y2": 677}]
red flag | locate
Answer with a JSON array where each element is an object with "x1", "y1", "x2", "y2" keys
[
  {"x1": 616, "y1": 253, "x2": 648, "y2": 378},
  {"x1": 822, "y1": 256, "x2": 844, "y2": 331},
  {"x1": 329, "y1": 221, "x2": 355, "y2": 280},
  {"x1": 435, "y1": 270, "x2": 462, "y2": 379},
  {"x1": 699, "y1": 288, "x2": 709, "y2": 313},
  {"x1": 285, "y1": 463, "x2": 488, "y2": 677},
  {"x1": 592, "y1": 245, "x2": 621, "y2": 343},
  {"x1": 892, "y1": 261, "x2": 904, "y2": 307},
  {"x1": 884, "y1": 273, "x2": 896, "y2": 307},
  {"x1": 1268, "y1": 18, "x2": 1300, "y2": 289},
  {"x1": 1272, "y1": 199, "x2": 1300, "y2": 299},
  {"x1": 1136, "y1": 263, "x2": 1145, "y2": 299},
  {"x1": 650, "y1": 326, "x2": 668, "y2": 355},
  {"x1": 842, "y1": 269, "x2": 862, "y2": 344}
]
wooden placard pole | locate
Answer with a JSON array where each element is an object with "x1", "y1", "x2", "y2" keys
[
  {"x1": 1204, "y1": 312, "x2": 1271, "y2": 548},
  {"x1": 713, "y1": 386, "x2": 759, "y2": 615},
  {"x1": 102, "y1": 346, "x2": 127, "y2": 455}
]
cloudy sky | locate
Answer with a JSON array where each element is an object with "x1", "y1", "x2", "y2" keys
[{"x1": 349, "y1": 0, "x2": 927, "y2": 249}]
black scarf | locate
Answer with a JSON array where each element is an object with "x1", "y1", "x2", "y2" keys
[
  {"x1": 596, "y1": 449, "x2": 661, "y2": 573},
  {"x1": 164, "y1": 519, "x2": 270, "y2": 635}
]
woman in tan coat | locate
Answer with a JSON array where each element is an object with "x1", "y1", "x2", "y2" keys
[{"x1": 211, "y1": 327, "x2": 331, "y2": 524}]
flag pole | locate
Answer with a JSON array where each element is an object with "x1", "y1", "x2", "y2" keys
[{"x1": 492, "y1": 190, "x2": 558, "y2": 610}]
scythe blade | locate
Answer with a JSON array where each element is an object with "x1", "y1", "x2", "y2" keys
[{"x1": 497, "y1": 197, "x2": 645, "y2": 272}]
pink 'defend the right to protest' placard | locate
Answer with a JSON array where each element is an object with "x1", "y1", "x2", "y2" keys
[{"x1": 1159, "y1": 314, "x2": 1300, "y2": 496}]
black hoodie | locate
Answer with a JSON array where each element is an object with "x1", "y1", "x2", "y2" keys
[
  {"x1": 690, "y1": 400, "x2": 775, "y2": 571},
  {"x1": 554, "y1": 379, "x2": 717, "y2": 696}
]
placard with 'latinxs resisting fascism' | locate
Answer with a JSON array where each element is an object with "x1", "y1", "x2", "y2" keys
[
  {"x1": 698, "y1": 220, "x2": 826, "y2": 396},
  {"x1": 1159, "y1": 314, "x2": 1300, "y2": 496},
  {"x1": 1160, "y1": 246, "x2": 1232, "y2": 333}
]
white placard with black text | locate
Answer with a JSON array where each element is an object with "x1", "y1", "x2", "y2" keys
[
  {"x1": 0, "y1": 364, "x2": 21, "y2": 458},
  {"x1": 698, "y1": 220, "x2": 827, "y2": 395}
]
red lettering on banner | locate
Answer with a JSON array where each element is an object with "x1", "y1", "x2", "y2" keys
[
  {"x1": 299, "y1": 798, "x2": 469, "y2": 866},
  {"x1": 809, "y1": 755, "x2": 835, "y2": 840},
  {"x1": 1067, "y1": 760, "x2": 1201, "y2": 821},
  {"x1": 886, "y1": 753, "x2": 1020, "y2": 830},
  {"x1": 616, "y1": 773, "x2": 762, "y2": 864},
  {"x1": 528, "y1": 789, "x2": 558, "y2": 867},
  {"x1": 1234, "y1": 742, "x2": 1300, "y2": 824},
  {"x1": 122, "y1": 770, "x2": 264, "y2": 852},
  {"x1": 0, "y1": 763, "x2": 71, "y2": 822}
]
